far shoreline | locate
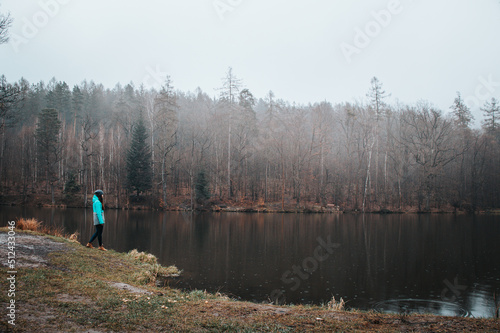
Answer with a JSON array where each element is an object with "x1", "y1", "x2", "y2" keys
[{"x1": 1, "y1": 201, "x2": 499, "y2": 215}]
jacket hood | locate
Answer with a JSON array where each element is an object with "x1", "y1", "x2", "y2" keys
[{"x1": 93, "y1": 194, "x2": 100, "y2": 204}]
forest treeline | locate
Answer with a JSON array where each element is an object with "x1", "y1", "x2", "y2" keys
[{"x1": 0, "y1": 70, "x2": 499, "y2": 212}]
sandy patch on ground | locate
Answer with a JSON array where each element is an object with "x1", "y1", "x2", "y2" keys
[
  {"x1": 108, "y1": 282, "x2": 153, "y2": 295},
  {"x1": 0, "y1": 233, "x2": 72, "y2": 268}
]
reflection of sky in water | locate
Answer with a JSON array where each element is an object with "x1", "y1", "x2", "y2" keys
[
  {"x1": 438, "y1": 302, "x2": 461, "y2": 317},
  {"x1": 373, "y1": 299, "x2": 469, "y2": 317},
  {"x1": 372, "y1": 277, "x2": 500, "y2": 318},
  {"x1": 467, "y1": 283, "x2": 497, "y2": 318}
]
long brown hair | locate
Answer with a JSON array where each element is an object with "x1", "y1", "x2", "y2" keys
[{"x1": 96, "y1": 193, "x2": 104, "y2": 206}]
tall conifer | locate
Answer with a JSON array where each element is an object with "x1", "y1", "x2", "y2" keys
[{"x1": 126, "y1": 115, "x2": 152, "y2": 197}]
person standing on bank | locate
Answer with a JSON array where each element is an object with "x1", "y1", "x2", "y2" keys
[{"x1": 86, "y1": 189, "x2": 107, "y2": 251}]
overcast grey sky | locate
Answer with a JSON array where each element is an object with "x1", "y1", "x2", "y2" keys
[{"x1": 1, "y1": 0, "x2": 499, "y2": 125}]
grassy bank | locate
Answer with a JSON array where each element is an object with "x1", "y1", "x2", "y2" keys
[{"x1": 1, "y1": 229, "x2": 499, "y2": 332}]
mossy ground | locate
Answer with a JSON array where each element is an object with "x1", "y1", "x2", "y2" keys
[{"x1": 0, "y1": 229, "x2": 499, "y2": 332}]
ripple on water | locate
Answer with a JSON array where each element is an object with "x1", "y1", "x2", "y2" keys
[{"x1": 373, "y1": 299, "x2": 470, "y2": 317}]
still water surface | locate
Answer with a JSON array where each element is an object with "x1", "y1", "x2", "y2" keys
[{"x1": 1, "y1": 207, "x2": 499, "y2": 318}]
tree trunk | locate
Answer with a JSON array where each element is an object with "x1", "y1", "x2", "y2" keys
[
  {"x1": 363, "y1": 141, "x2": 374, "y2": 213},
  {"x1": 162, "y1": 156, "x2": 167, "y2": 208},
  {"x1": 281, "y1": 159, "x2": 285, "y2": 211},
  {"x1": 228, "y1": 122, "x2": 232, "y2": 198},
  {"x1": 51, "y1": 182, "x2": 55, "y2": 205}
]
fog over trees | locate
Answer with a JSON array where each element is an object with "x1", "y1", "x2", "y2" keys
[{"x1": 0, "y1": 70, "x2": 499, "y2": 211}]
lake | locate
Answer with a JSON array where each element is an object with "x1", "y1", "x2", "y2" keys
[{"x1": 1, "y1": 207, "x2": 499, "y2": 318}]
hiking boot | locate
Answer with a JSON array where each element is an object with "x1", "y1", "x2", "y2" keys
[
  {"x1": 86, "y1": 243, "x2": 94, "y2": 249},
  {"x1": 98, "y1": 246, "x2": 107, "y2": 251}
]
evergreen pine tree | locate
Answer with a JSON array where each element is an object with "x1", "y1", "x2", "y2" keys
[
  {"x1": 450, "y1": 92, "x2": 474, "y2": 129},
  {"x1": 481, "y1": 97, "x2": 499, "y2": 135},
  {"x1": 195, "y1": 170, "x2": 210, "y2": 204},
  {"x1": 64, "y1": 171, "x2": 80, "y2": 193},
  {"x1": 35, "y1": 108, "x2": 62, "y2": 202},
  {"x1": 126, "y1": 115, "x2": 152, "y2": 197}
]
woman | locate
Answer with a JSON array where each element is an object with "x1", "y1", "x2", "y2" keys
[{"x1": 86, "y1": 189, "x2": 107, "y2": 251}]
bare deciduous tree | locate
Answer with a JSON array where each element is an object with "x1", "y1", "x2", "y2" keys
[
  {"x1": 0, "y1": 8, "x2": 12, "y2": 45},
  {"x1": 400, "y1": 103, "x2": 462, "y2": 211}
]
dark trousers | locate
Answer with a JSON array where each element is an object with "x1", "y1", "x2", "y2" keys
[{"x1": 89, "y1": 224, "x2": 104, "y2": 246}]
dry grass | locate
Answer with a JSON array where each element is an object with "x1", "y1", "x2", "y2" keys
[
  {"x1": 327, "y1": 296, "x2": 345, "y2": 311},
  {"x1": 15, "y1": 217, "x2": 78, "y2": 241},
  {"x1": 128, "y1": 249, "x2": 158, "y2": 265},
  {"x1": 68, "y1": 231, "x2": 79, "y2": 243},
  {"x1": 15, "y1": 217, "x2": 41, "y2": 231},
  {"x1": 128, "y1": 249, "x2": 181, "y2": 285}
]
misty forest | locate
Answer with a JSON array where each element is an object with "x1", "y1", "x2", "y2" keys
[{"x1": 0, "y1": 71, "x2": 499, "y2": 212}]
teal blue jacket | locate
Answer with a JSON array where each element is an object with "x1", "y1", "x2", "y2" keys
[{"x1": 92, "y1": 195, "x2": 105, "y2": 225}]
